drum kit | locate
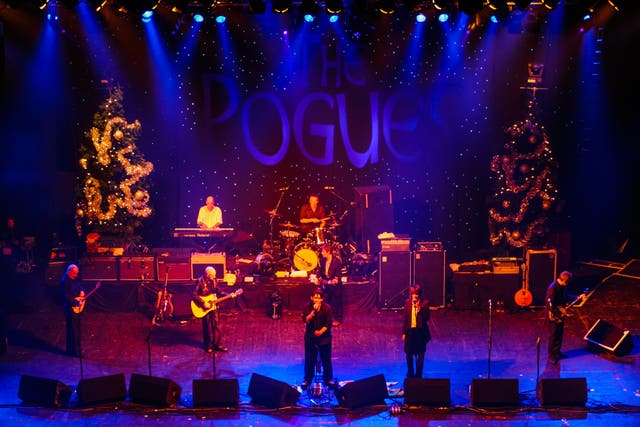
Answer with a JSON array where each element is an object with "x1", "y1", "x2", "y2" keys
[{"x1": 276, "y1": 217, "x2": 345, "y2": 272}]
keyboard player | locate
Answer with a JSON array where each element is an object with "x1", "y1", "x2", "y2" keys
[{"x1": 197, "y1": 196, "x2": 223, "y2": 230}]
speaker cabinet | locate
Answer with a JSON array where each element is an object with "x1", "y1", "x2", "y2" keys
[
  {"x1": 403, "y1": 378, "x2": 450, "y2": 406},
  {"x1": 353, "y1": 185, "x2": 393, "y2": 254},
  {"x1": 413, "y1": 250, "x2": 446, "y2": 308},
  {"x1": 118, "y1": 255, "x2": 157, "y2": 281},
  {"x1": 18, "y1": 375, "x2": 71, "y2": 407},
  {"x1": 80, "y1": 255, "x2": 118, "y2": 281},
  {"x1": 153, "y1": 248, "x2": 193, "y2": 282},
  {"x1": 128, "y1": 373, "x2": 182, "y2": 406},
  {"x1": 193, "y1": 378, "x2": 239, "y2": 407},
  {"x1": 335, "y1": 374, "x2": 388, "y2": 409},
  {"x1": 248, "y1": 373, "x2": 300, "y2": 408},
  {"x1": 379, "y1": 251, "x2": 411, "y2": 309},
  {"x1": 584, "y1": 319, "x2": 633, "y2": 356},
  {"x1": 537, "y1": 378, "x2": 587, "y2": 406},
  {"x1": 78, "y1": 373, "x2": 127, "y2": 405},
  {"x1": 525, "y1": 249, "x2": 556, "y2": 306},
  {"x1": 470, "y1": 378, "x2": 519, "y2": 406}
]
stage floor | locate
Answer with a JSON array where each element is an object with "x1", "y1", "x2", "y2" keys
[{"x1": 0, "y1": 260, "x2": 639, "y2": 426}]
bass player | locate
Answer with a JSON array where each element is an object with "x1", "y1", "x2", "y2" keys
[{"x1": 546, "y1": 270, "x2": 583, "y2": 365}]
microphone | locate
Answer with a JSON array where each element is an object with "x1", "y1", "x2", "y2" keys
[
  {"x1": 278, "y1": 186, "x2": 289, "y2": 191},
  {"x1": 323, "y1": 186, "x2": 334, "y2": 190}
]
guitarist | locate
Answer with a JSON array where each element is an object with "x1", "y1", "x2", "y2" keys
[
  {"x1": 60, "y1": 264, "x2": 83, "y2": 357},
  {"x1": 192, "y1": 266, "x2": 228, "y2": 353},
  {"x1": 545, "y1": 270, "x2": 574, "y2": 365}
]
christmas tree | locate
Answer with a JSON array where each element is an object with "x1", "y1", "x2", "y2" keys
[
  {"x1": 75, "y1": 82, "x2": 154, "y2": 245},
  {"x1": 488, "y1": 70, "x2": 558, "y2": 249}
]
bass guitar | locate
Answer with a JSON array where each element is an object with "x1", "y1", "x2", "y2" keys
[
  {"x1": 191, "y1": 289, "x2": 244, "y2": 319},
  {"x1": 548, "y1": 289, "x2": 588, "y2": 323},
  {"x1": 72, "y1": 282, "x2": 101, "y2": 314}
]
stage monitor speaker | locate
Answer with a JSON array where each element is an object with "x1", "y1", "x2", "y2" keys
[
  {"x1": 353, "y1": 185, "x2": 393, "y2": 254},
  {"x1": 525, "y1": 249, "x2": 557, "y2": 306},
  {"x1": 470, "y1": 378, "x2": 519, "y2": 407},
  {"x1": 537, "y1": 378, "x2": 587, "y2": 406},
  {"x1": 413, "y1": 250, "x2": 446, "y2": 308},
  {"x1": 584, "y1": 319, "x2": 633, "y2": 356},
  {"x1": 193, "y1": 378, "x2": 239, "y2": 407},
  {"x1": 78, "y1": 373, "x2": 127, "y2": 405},
  {"x1": 335, "y1": 374, "x2": 388, "y2": 409},
  {"x1": 379, "y1": 251, "x2": 411, "y2": 309},
  {"x1": 18, "y1": 375, "x2": 72, "y2": 407},
  {"x1": 248, "y1": 373, "x2": 300, "y2": 408},
  {"x1": 403, "y1": 378, "x2": 450, "y2": 406},
  {"x1": 128, "y1": 373, "x2": 181, "y2": 406}
]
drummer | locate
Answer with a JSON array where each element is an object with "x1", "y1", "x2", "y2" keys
[{"x1": 299, "y1": 193, "x2": 327, "y2": 236}]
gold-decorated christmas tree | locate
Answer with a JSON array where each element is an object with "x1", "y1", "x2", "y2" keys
[
  {"x1": 75, "y1": 82, "x2": 154, "y2": 244},
  {"x1": 488, "y1": 66, "x2": 558, "y2": 249}
]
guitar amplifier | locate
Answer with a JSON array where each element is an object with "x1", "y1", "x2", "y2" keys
[
  {"x1": 118, "y1": 255, "x2": 156, "y2": 281},
  {"x1": 80, "y1": 255, "x2": 118, "y2": 281},
  {"x1": 155, "y1": 255, "x2": 191, "y2": 282},
  {"x1": 191, "y1": 252, "x2": 226, "y2": 280}
]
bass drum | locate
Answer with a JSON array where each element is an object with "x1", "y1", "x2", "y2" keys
[{"x1": 293, "y1": 242, "x2": 318, "y2": 272}]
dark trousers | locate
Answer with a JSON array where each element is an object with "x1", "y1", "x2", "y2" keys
[
  {"x1": 548, "y1": 321, "x2": 564, "y2": 358},
  {"x1": 202, "y1": 311, "x2": 221, "y2": 349},
  {"x1": 406, "y1": 353, "x2": 425, "y2": 378},
  {"x1": 65, "y1": 311, "x2": 82, "y2": 357},
  {"x1": 304, "y1": 340, "x2": 333, "y2": 384},
  {"x1": 324, "y1": 283, "x2": 343, "y2": 322}
]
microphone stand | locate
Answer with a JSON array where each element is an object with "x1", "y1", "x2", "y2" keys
[
  {"x1": 268, "y1": 190, "x2": 286, "y2": 255},
  {"x1": 487, "y1": 299, "x2": 493, "y2": 379}
]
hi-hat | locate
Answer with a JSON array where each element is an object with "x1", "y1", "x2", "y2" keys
[{"x1": 280, "y1": 222, "x2": 299, "y2": 229}]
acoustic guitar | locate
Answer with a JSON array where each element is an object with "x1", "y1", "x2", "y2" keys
[
  {"x1": 191, "y1": 289, "x2": 244, "y2": 318},
  {"x1": 72, "y1": 282, "x2": 101, "y2": 314}
]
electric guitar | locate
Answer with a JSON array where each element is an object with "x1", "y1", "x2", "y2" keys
[
  {"x1": 548, "y1": 289, "x2": 588, "y2": 323},
  {"x1": 191, "y1": 289, "x2": 244, "y2": 318},
  {"x1": 72, "y1": 282, "x2": 101, "y2": 314}
]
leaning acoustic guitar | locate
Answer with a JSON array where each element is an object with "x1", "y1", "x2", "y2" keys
[
  {"x1": 191, "y1": 289, "x2": 244, "y2": 319},
  {"x1": 72, "y1": 282, "x2": 101, "y2": 314}
]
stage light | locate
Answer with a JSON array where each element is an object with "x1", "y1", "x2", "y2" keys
[
  {"x1": 378, "y1": 0, "x2": 396, "y2": 14},
  {"x1": 304, "y1": 13, "x2": 315, "y2": 22},
  {"x1": 193, "y1": 13, "x2": 204, "y2": 22},
  {"x1": 142, "y1": 10, "x2": 154, "y2": 19},
  {"x1": 272, "y1": 0, "x2": 291, "y2": 13},
  {"x1": 215, "y1": 14, "x2": 226, "y2": 23},
  {"x1": 328, "y1": 14, "x2": 339, "y2": 23},
  {"x1": 541, "y1": 0, "x2": 559, "y2": 10},
  {"x1": 325, "y1": 0, "x2": 344, "y2": 14},
  {"x1": 607, "y1": 0, "x2": 626, "y2": 12},
  {"x1": 416, "y1": 13, "x2": 426, "y2": 22},
  {"x1": 438, "y1": 13, "x2": 449, "y2": 22},
  {"x1": 490, "y1": 15, "x2": 498, "y2": 23}
]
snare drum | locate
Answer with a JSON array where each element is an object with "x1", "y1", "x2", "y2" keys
[{"x1": 293, "y1": 242, "x2": 318, "y2": 271}]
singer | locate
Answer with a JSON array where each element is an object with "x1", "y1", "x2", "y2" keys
[
  {"x1": 299, "y1": 193, "x2": 327, "y2": 235},
  {"x1": 301, "y1": 287, "x2": 336, "y2": 391},
  {"x1": 402, "y1": 285, "x2": 431, "y2": 378}
]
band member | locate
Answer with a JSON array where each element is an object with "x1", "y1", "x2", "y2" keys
[
  {"x1": 402, "y1": 285, "x2": 431, "y2": 378},
  {"x1": 299, "y1": 193, "x2": 326, "y2": 235},
  {"x1": 546, "y1": 270, "x2": 574, "y2": 365},
  {"x1": 197, "y1": 195, "x2": 223, "y2": 230},
  {"x1": 318, "y1": 243, "x2": 343, "y2": 326},
  {"x1": 301, "y1": 287, "x2": 336, "y2": 390},
  {"x1": 193, "y1": 266, "x2": 228, "y2": 353},
  {"x1": 60, "y1": 264, "x2": 84, "y2": 357}
]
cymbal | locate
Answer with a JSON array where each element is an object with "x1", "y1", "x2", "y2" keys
[
  {"x1": 327, "y1": 221, "x2": 341, "y2": 227},
  {"x1": 279, "y1": 222, "x2": 299, "y2": 229},
  {"x1": 264, "y1": 209, "x2": 280, "y2": 217}
]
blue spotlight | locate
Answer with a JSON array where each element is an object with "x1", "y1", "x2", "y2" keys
[
  {"x1": 416, "y1": 13, "x2": 426, "y2": 23},
  {"x1": 215, "y1": 15, "x2": 226, "y2": 23},
  {"x1": 329, "y1": 14, "x2": 339, "y2": 23},
  {"x1": 490, "y1": 15, "x2": 498, "y2": 23},
  {"x1": 304, "y1": 14, "x2": 315, "y2": 23},
  {"x1": 142, "y1": 10, "x2": 154, "y2": 19},
  {"x1": 194, "y1": 13, "x2": 204, "y2": 23},
  {"x1": 438, "y1": 13, "x2": 449, "y2": 23}
]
